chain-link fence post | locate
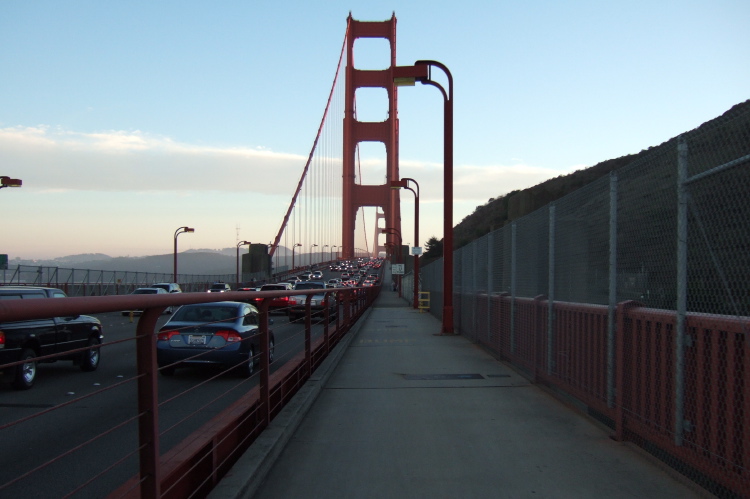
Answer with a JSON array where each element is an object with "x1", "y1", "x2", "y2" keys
[
  {"x1": 510, "y1": 222, "x2": 517, "y2": 354},
  {"x1": 607, "y1": 172, "x2": 618, "y2": 409},
  {"x1": 547, "y1": 204, "x2": 556, "y2": 375},
  {"x1": 674, "y1": 136, "x2": 689, "y2": 446}
]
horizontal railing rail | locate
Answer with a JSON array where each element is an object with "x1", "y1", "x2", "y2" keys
[
  {"x1": 0, "y1": 285, "x2": 379, "y2": 498},
  {"x1": 456, "y1": 291, "x2": 749, "y2": 497}
]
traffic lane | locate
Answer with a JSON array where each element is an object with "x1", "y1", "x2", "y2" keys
[{"x1": 0, "y1": 307, "x2": 341, "y2": 497}]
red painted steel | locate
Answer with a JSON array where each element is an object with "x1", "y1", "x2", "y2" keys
[
  {"x1": 341, "y1": 14, "x2": 401, "y2": 260},
  {"x1": 470, "y1": 294, "x2": 749, "y2": 497},
  {"x1": 1, "y1": 286, "x2": 379, "y2": 498},
  {"x1": 268, "y1": 29, "x2": 348, "y2": 260}
]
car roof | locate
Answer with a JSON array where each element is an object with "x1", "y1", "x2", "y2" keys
[{"x1": 179, "y1": 301, "x2": 252, "y2": 309}]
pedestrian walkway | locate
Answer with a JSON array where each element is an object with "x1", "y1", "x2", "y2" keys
[{"x1": 211, "y1": 286, "x2": 707, "y2": 498}]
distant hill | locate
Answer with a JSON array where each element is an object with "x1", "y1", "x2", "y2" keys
[
  {"x1": 443, "y1": 99, "x2": 750, "y2": 262},
  {"x1": 10, "y1": 246, "x2": 297, "y2": 276}
]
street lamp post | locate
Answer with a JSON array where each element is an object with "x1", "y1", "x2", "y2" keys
[
  {"x1": 173, "y1": 226, "x2": 195, "y2": 283},
  {"x1": 0, "y1": 176, "x2": 23, "y2": 190},
  {"x1": 268, "y1": 243, "x2": 276, "y2": 278},
  {"x1": 391, "y1": 177, "x2": 420, "y2": 309},
  {"x1": 236, "y1": 240, "x2": 251, "y2": 288},
  {"x1": 394, "y1": 60, "x2": 454, "y2": 334},
  {"x1": 309, "y1": 244, "x2": 318, "y2": 268},
  {"x1": 381, "y1": 227, "x2": 403, "y2": 298},
  {"x1": 322, "y1": 245, "x2": 329, "y2": 264},
  {"x1": 330, "y1": 245, "x2": 337, "y2": 263},
  {"x1": 291, "y1": 243, "x2": 302, "y2": 271}
]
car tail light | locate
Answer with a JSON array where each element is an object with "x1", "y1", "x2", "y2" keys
[
  {"x1": 158, "y1": 330, "x2": 180, "y2": 341},
  {"x1": 0, "y1": 331, "x2": 4, "y2": 349},
  {"x1": 215, "y1": 330, "x2": 242, "y2": 343}
]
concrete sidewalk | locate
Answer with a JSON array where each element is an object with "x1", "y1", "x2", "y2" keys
[{"x1": 212, "y1": 286, "x2": 707, "y2": 498}]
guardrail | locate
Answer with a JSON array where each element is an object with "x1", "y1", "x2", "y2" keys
[
  {"x1": 459, "y1": 292, "x2": 749, "y2": 498},
  {"x1": 0, "y1": 285, "x2": 379, "y2": 498}
]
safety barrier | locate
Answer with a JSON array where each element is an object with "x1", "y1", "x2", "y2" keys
[
  {"x1": 459, "y1": 292, "x2": 749, "y2": 497},
  {"x1": 0, "y1": 285, "x2": 379, "y2": 498}
]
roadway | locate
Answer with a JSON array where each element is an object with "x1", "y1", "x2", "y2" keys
[{"x1": 0, "y1": 282, "x2": 346, "y2": 498}]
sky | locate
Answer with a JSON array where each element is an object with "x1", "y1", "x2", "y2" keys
[{"x1": 1, "y1": 0, "x2": 748, "y2": 260}]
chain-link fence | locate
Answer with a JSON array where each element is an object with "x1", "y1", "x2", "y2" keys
[
  {"x1": 1, "y1": 265, "x2": 236, "y2": 296},
  {"x1": 411, "y1": 102, "x2": 750, "y2": 497}
]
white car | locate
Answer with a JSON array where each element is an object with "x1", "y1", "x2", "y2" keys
[{"x1": 121, "y1": 287, "x2": 169, "y2": 316}]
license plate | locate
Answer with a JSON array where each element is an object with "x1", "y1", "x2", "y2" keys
[{"x1": 188, "y1": 335, "x2": 207, "y2": 345}]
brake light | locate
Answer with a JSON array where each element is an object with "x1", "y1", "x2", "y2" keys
[
  {"x1": 215, "y1": 330, "x2": 242, "y2": 343},
  {"x1": 158, "y1": 330, "x2": 180, "y2": 341},
  {"x1": 0, "y1": 331, "x2": 4, "y2": 349}
]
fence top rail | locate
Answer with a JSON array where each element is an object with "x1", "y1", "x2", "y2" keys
[{"x1": 0, "y1": 288, "x2": 364, "y2": 322}]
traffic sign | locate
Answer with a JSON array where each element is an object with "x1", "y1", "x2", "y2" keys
[{"x1": 392, "y1": 263, "x2": 405, "y2": 275}]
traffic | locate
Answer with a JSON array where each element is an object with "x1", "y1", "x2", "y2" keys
[{"x1": 0, "y1": 258, "x2": 384, "y2": 497}]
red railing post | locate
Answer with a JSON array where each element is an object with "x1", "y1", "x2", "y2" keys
[
  {"x1": 135, "y1": 306, "x2": 165, "y2": 499},
  {"x1": 335, "y1": 290, "x2": 342, "y2": 338},
  {"x1": 323, "y1": 292, "x2": 331, "y2": 354},
  {"x1": 259, "y1": 299, "x2": 271, "y2": 425},
  {"x1": 613, "y1": 300, "x2": 643, "y2": 441},
  {"x1": 304, "y1": 295, "x2": 312, "y2": 375}
]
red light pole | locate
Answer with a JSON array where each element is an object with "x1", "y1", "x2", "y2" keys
[
  {"x1": 0, "y1": 176, "x2": 23, "y2": 189},
  {"x1": 309, "y1": 244, "x2": 318, "y2": 268},
  {"x1": 394, "y1": 60, "x2": 454, "y2": 333},
  {"x1": 390, "y1": 178, "x2": 420, "y2": 309},
  {"x1": 236, "y1": 240, "x2": 251, "y2": 288},
  {"x1": 173, "y1": 226, "x2": 195, "y2": 283},
  {"x1": 291, "y1": 243, "x2": 302, "y2": 271},
  {"x1": 381, "y1": 227, "x2": 403, "y2": 298}
]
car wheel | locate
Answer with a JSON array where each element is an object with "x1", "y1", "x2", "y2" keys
[
  {"x1": 237, "y1": 346, "x2": 255, "y2": 377},
  {"x1": 80, "y1": 336, "x2": 101, "y2": 372},
  {"x1": 268, "y1": 336, "x2": 275, "y2": 364},
  {"x1": 12, "y1": 348, "x2": 37, "y2": 390}
]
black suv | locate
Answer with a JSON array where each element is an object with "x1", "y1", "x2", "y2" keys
[{"x1": 0, "y1": 287, "x2": 103, "y2": 390}]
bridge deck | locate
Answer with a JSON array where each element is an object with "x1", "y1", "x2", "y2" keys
[{"x1": 211, "y1": 268, "x2": 705, "y2": 499}]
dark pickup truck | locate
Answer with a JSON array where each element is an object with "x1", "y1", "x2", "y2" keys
[{"x1": 0, "y1": 286, "x2": 103, "y2": 390}]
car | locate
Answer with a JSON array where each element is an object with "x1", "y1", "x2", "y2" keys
[
  {"x1": 151, "y1": 282, "x2": 182, "y2": 313},
  {"x1": 0, "y1": 286, "x2": 103, "y2": 390},
  {"x1": 121, "y1": 287, "x2": 169, "y2": 316},
  {"x1": 248, "y1": 283, "x2": 293, "y2": 312},
  {"x1": 152, "y1": 282, "x2": 182, "y2": 294},
  {"x1": 156, "y1": 301, "x2": 275, "y2": 377},
  {"x1": 288, "y1": 281, "x2": 337, "y2": 322},
  {"x1": 207, "y1": 282, "x2": 231, "y2": 293},
  {"x1": 311, "y1": 271, "x2": 323, "y2": 279}
]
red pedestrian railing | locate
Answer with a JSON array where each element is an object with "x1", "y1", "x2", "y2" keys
[
  {"x1": 0, "y1": 286, "x2": 378, "y2": 498},
  {"x1": 460, "y1": 292, "x2": 749, "y2": 498}
]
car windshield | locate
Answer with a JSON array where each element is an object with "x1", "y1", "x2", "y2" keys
[
  {"x1": 172, "y1": 306, "x2": 238, "y2": 323},
  {"x1": 261, "y1": 285, "x2": 286, "y2": 291},
  {"x1": 295, "y1": 282, "x2": 324, "y2": 290}
]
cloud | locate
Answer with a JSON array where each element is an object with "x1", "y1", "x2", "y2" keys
[
  {"x1": 1, "y1": 124, "x2": 575, "y2": 211},
  {"x1": 0, "y1": 126, "x2": 307, "y2": 194}
]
